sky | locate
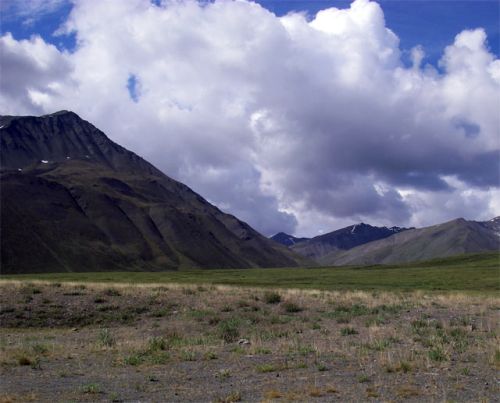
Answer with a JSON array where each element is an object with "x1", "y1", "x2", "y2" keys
[{"x1": 1, "y1": 0, "x2": 499, "y2": 237}]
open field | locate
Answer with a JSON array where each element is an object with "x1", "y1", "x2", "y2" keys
[
  {"x1": 2, "y1": 252, "x2": 499, "y2": 293},
  {"x1": 1, "y1": 253, "x2": 499, "y2": 401},
  {"x1": 0, "y1": 279, "x2": 499, "y2": 401}
]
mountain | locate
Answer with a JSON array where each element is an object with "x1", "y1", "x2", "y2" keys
[
  {"x1": 0, "y1": 111, "x2": 309, "y2": 273},
  {"x1": 478, "y1": 216, "x2": 500, "y2": 236},
  {"x1": 320, "y1": 218, "x2": 500, "y2": 266},
  {"x1": 271, "y1": 232, "x2": 310, "y2": 247},
  {"x1": 289, "y1": 223, "x2": 410, "y2": 260}
]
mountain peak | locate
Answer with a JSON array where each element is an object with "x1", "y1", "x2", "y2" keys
[
  {"x1": 1, "y1": 112, "x2": 309, "y2": 273},
  {"x1": 43, "y1": 110, "x2": 75, "y2": 116},
  {"x1": 271, "y1": 232, "x2": 310, "y2": 247},
  {"x1": 0, "y1": 111, "x2": 163, "y2": 176}
]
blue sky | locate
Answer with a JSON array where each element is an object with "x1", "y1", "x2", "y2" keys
[{"x1": 1, "y1": 0, "x2": 499, "y2": 66}]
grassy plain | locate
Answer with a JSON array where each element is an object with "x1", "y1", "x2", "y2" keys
[
  {"x1": 0, "y1": 253, "x2": 498, "y2": 401},
  {"x1": 2, "y1": 252, "x2": 499, "y2": 293}
]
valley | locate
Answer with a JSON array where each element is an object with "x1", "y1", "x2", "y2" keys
[{"x1": 1, "y1": 112, "x2": 499, "y2": 402}]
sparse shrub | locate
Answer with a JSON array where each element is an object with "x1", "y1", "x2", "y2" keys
[
  {"x1": 119, "y1": 313, "x2": 133, "y2": 323},
  {"x1": 182, "y1": 288, "x2": 195, "y2": 295},
  {"x1": 283, "y1": 302, "x2": 302, "y2": 313},
  {"x1": 295, "y1": 344, "x2": 315, "y2": 356},
  {"x1": 149, "y1": 351, "x2": 169, "y2": 365},
  {"x1": 231, "y1": 346, "x2": 245, "y2": 354},
  {"x1": 63, "y1": 291, "x2": 84, "y2": 296},
  {"x1": 264, "y1": 292, "x2": 281, "y2": 304},
  {"x1": 368, "y1": 338, "x2": 391, "y2": 351},
  {"x1": 384, "y1": 364, "x2": 395, "y2": 373},
  {"x1": 450, "y1": 316, "x2": 473, "y2": 327},
  {"x1": 98, "y1": 305, "x2": 118, "y2": 312},
  {"x1": 358, "y1": 374, "x2": 370, "y2": 383},
  {"x1": 340, "y1": 327, "x2": 358, "y2": 336},
  {"x1": 308, "y1": 387, "x2": 323, "y2": 397},
  {"x1": 256, "y1": 363, "x2": 277, "y2": 373},
  {"x1": 218, "y1": 318, "x2": 240, "y2": 342},
  {"x1": 317, "y1": 362, "x2": 328, "y2": 372},
  {"x1": 254, "y1": 347, "x2": 271, "y2": 355},
  {"x1": 217, "y1": 369, "x2": 231, "y2": 379},
  {"x1": 398, "y1": 361, "x2": 412, "y2": 373},
  {"x1": 104, "y1": 288, "x2": 121, "y2": 297},
  {"x1": 411, "y1": 319, "x2": 428, "y2": 329},
  {"x1": 109, "y1": 392, "x2": 121, "y2": 402},
  {"x1": 431, "y1": 320, "x2": 443, "y2": 329},
  {"x1": 166, "y1": 332, "x2": 184, "y2": 347},
  {"x1": 270, "y1": 315, "x2": 292, "y2": 324},
  {"x1": 133, "y1": 306, "x2": 149, "y2": 314},
  {"x1": 18, "y1": 356, "x2": 32, "y2": 366},
  {"x1": 215, "y1": 391, "x2": 242, "y2": 403},
  {"x1": 180, "y1": 350, "x2": 196, "y2": 361},
  {"x1": 124, "y1": 353, "x2": 144, "y2": 366},
  {"x1": 81, "y1": 383, "x2": 101, "y2": 394},
  {"x1": 220, "y1": 305, "x2": 233, "y2": 312},
  {"x1": 148, "y1": 336, "x2": 166, "y2": 351},
  {"x1": 151, "y1": 308, "x2": 169, "y2": 317},
  {"x1": 396, "y1": 386, "x2": 419, "y2": 398},
  {"x1": 336, "y1": 315, "x2": 351, "y2": 324},
  {"x1": 97, "y1": 328, "x2": 115, "y2": 347},
  {"x1": 365, "y1": 315, "x2": 386, "y2": 327},
  {"x1": 94, "y1": 297, "x2": 107, "y2": 304},
  {"x1": 264, "y1": 390, "x2": 282, "y2": 399},
  {"x1": 32, "y1": 343, "x2": 49, "y2": 354},
  {"x1": 204, "y1": 351, "x2": 218, "y2": 360},
  {"x1": 428, "y1": 347, "x2": 447, "y2": 362},
  {"x1": 365, "y1": 387, "x2": 379, "y2": 398},
  {"x1": 237, "y1": 300, "x2": 250, "y2": 308}
]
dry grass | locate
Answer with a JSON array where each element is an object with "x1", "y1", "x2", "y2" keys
[{"x1": 0, "y1": 281, "x2": 498, "y2": 401}]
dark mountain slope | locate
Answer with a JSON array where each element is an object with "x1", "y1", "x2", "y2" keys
[
  {"x1": 0, "y1": 111, "x2": 309, "y2": 273},
  {"x1": 290, "y1": 223, "x2": 409, "y2": 260},
  {"x1": 320, "y1": 218, "x2": 500, "y2": 266}
]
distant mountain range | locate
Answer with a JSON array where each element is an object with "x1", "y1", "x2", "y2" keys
[
  {"x1": 2, "y1": 111, "x2": 498, "y2": 274},
  {"x1": 0, "y1": 111, "x2": 309, "y2": 273},
  {"x1": 270, "y1": 232, "x2": 310, "y2": 247},
  {"x1": 272, "y1": 218, "x2": 499, "y2": 266},
  {"x1": 272, "y1": 223, "x2": 411, "y2": 260}
]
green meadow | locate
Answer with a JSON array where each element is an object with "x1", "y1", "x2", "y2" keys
[{"x1": 2, "y1": 252, "x2": 498, "y2": 293}]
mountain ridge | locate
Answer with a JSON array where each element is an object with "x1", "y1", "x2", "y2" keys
[
  {"x1": 1, "y1": 111, "x2": 310, "y2": 273},
  {"x1": 271, "y1": 232, "x2": 310, "y2": 247},
  {"x1": 319, "y1": 217, "x2": 500, "y2": 266},
  {"x1": 287, "y1": 223, "x2": 411, "y2": 261}
]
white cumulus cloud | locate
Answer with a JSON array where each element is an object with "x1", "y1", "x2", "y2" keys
[{"x1": 0, "y1": 0, "x2": 498, "y2": 236}]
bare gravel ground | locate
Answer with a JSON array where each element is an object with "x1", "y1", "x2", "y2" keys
[{"x1": 0, "y1": 281, "x2": 498, "y2": 402}]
